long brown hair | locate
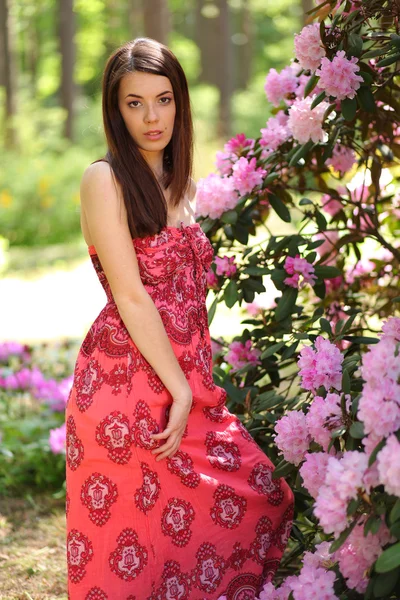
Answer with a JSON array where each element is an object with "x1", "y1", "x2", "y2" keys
[{"x1": 97, "y1": 37, "x2": 194, "y2": 239}]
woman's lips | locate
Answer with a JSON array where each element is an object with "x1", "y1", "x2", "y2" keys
[{"x1": 144, "y1": 131, "x2": 163, "y2": 139}]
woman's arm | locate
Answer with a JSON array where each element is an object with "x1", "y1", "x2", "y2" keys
[{"x1": 80, "y1": 161, "x2": 192, "y2": 403}]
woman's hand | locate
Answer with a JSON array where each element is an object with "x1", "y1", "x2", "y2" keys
[{"x1": 150, "y1": 393, "x2": 193, "y2": 461}]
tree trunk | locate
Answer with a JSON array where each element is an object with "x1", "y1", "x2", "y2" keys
[
  {"x1": 215, "y1": 0, "x2": 233, "y2": 139},
  {"x1": 235, "y1": 0, "x2": 253, "y2": 90},
  {"x1": 0, "y1": 0, "x2": 18, "y2": 148},
  {"x1": 59, "y1": 0, "x2": 75, "y2": 141},
  {"x1": 142, "y1": 0, "x2": 170, "y2": 45},
  {"x1": 129, "y1": 0, "x2": 144, "y2": 37},
  {"x1": 301, "y1": 0, "x2": 314, "y2": 25}
]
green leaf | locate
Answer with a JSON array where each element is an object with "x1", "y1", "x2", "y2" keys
[
  {"x1": 350, "y1": 422, "x2": 365, "y2": 439},
  {"x1": 319, "y1": 318, "x2": 332, "y2": 335},
  {"x1": 357, "y1": 86, "x2": 376, "y2": 113},
  {"x1": 390, "y1": 500, "x2": 400, "y2": 525},
  {"x1": 272, "y1": 459, "x2": 295, "y2": 479},
  {"x1": 275, "y1": 287, "x2": 298, "y2": 322},
  {"x1": 347, "y1": 497, "x2": 361, "y2": 516},
  {"x1": 329, "y1": 519, "x2": 359, "y2": 553},
  {"x1": 363, "y1": 47, "x2": 390, "y2": 59},
  {"x1": 299, "y1": 197, "x2": 313, "y2": 206},
  {"x1": 342, "y1": 369, "x2": 351, "y2": 395},
  {"x1": 390, "y1": 521, "x2": 400, "y2": 540},
  {"x1": 207, "y1": 295, "x2": 218, "y2": 326},
  {"x1": 348, "y1": 33, "x2": 363, "y2": 57},
  {"x1": 373, "y1": 570, "x2": 400, "y2": 597},
  {"x1": 288, "y1": 140, "x2": 314, "y2": 167},
  {"x1": 224, "y1": 280, "x2": 238, "y2": 308},
  {"x1": 375, "y1": 542, "x2": 400, "y2": 573},
  {"x1": 314, "y1": 209, "x2": 327, "y2": 231},
  {"x1": 343, "y1": 336, "x2": 380, "y2": 345},
  {"x1": 313, "y1": 265, "x2": 342, "y2": 279},
  {"x1": 341, "y1": 97, "x2": 358, "y2": 121},
  {"x1": 268, "y1": 193, "x2": 291, "y2": 223},
  {"x1": 221, "y1": 209, "x2": 238, "y2": 224},
  {"x1": 244, "y1": 266, "x2": 271, "y2": 276},
  {"x1": 304, "y1": 73, "x2": 320, "y2": 97},
  {"x1": 368, "y1": 437, "x2": 386, "y2": 467},
  {"x1": 310, "y1": 90, "x2": 327, "y2": 109},
  {"x1": 376, "y1": 52, "x2": 400, "y2": 67},
  {"x1": 261, "y1": 342, "x2": 285, "y2": 359}
]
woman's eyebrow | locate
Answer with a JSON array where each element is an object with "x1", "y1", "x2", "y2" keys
[{"x1": 125, "y1": 90, "x2": 173, "y2": 99}]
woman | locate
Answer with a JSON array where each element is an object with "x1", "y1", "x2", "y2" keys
[{"x1": 65, "y1": 37, "x2": 294, "y2": 600}]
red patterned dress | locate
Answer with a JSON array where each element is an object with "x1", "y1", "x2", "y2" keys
[{"x1": 65, "y1": 221, "x2": 294, "y2": 600}]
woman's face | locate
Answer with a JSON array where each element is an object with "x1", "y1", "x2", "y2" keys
[{"x1": 118, "y1": 71, "x2": 176, "y2": 155}]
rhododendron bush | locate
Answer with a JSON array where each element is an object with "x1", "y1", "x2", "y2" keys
[{"x1": 204, "y1": 0, "x2": 400, "y2": 598}]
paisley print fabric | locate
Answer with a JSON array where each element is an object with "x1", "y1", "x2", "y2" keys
[{"x1": 65, "y1": 221, "x2": 295, "y2": 599}]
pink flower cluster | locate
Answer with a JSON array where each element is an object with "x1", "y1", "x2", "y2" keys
[
  {"x1": 314, "y1": 451, "x2": 368, "y2": 536},
  {"x1": 0, "y1": 341, "x2": 30, "y2": 362},
  {"x1": 225, "y1": 339, "x2": 261, "y2": 371},
  {"x1": 336, "y1": 518, "x2": 393, "y2": 593},
  {"x1": 294, "y1": 23, "x2": 326, "y2": 71},
  {"x1": 274, "y1": 410, "x2": 311, "y2": 465},
  {"x1": 214, "y1": 255, "x2": 237, "y2": 277},
  {"x1": 195, "y1": 173, "x2": 238, "y2": 219},
  {"x1": 231, "y1": 156, "x2": 267, "y2": 196},
  {"x1": 376, "y1": 434, "x2": 400, "y2": 497},
  {"x1": 298, "y1": 336, "x2": 343, "y2": 393},
  {"x1": 287, "y1": 94, "x2": 329, "y2": 144},
  {"x1": 315, "y1": 50, "x2": 364, "y2": 101},
  {"x1": 215, "y1": 133, "x2": 255, "y2": 176},
  {"x1": 380, "y1": 316, "x2": 400, "y2": 342},
  {"x1": 326, "y1": 143, "x2": 357, "y2": 175},
  {"x1": 49, "y1": 422, "x2": 66, "y2": 454},
  {"x1": 260, "y1": 111, "x2": 291, "y2": 157},
  {"x1": 257, "y1": 542, "x2": 338, "y2": 600},
  {"x1": 284, "y1": 254, "x2": 317, "y2": 289},
  {"x1": 0, "y1": 366, "x2": 72, "y2": 412},
  {"x1": 264, "y1": 63, "x2": 301, "y2": 107},
  {"x1": 306, "y1": 392, "x2": 351, "y2": 452},
  {"x1": 357, "y1": 320, "x2": 400, "y2": 440}
]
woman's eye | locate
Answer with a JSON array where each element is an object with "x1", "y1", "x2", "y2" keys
[{"x1": 128, "y1": 97, "x2": 171, "y2": 108}]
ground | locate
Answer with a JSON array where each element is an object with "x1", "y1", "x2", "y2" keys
[{"x1": 0, "y1": 495, "x2": 67, "y2": 600}]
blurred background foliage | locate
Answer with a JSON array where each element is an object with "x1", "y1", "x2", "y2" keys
[{"x1": 0, "y1": 0, "x2": 307, "y2": 248}]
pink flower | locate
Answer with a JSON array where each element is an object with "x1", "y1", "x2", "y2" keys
[
  {"x1": 299, "y1": 452, "x2": 330, "y2": 499},
  {"x1": 0, "y1": 341, "x2": 30, "y2": 362},
  {"x1": 231, "y1": 156, "x2": 267, "y2": 196},
  {"x1": 264, "y1": 63, "x2": 299, "y2": 107},
  {"x1": 214, "y1": 255, "x2": 237, "y2": 277},
  {"x1": 211, "y1": 338, "x2": 224, "y2": 358},
  {"x1": 225, "y1": 132, "x2": 255, "y2": 155},
  {"x1": 314, "y1": 230, "x2": 340, "y2": 266},
  {"x1": 294, "y1": 23, "x2": 326, "y2": 71},
  {"x1": 377, "y1": 434, "x2": 400, "y2": 497},
  {"x1": 298, "y1": 336, "x2": 343, "y2": 393},
  {"x1": 274, "y1": 410, "x2": 311, "y2": 466},
  {"x1": 215, "y1": 134, "x2": 255, "y2": 176},
  {"x1": 380, "y1": 316, "x2": 400, "y2": 342},
  {"x1": 315, "y1": 50, "x2": 364, "y2": 101},
  {"x1": 284, "y1": 254, "x2": 317, "y2": 289},
  {"x1": 206, "y1": 268, "x2": 218, "y2": 289},
  {"x1": 290, "y1": 564, "x2": 338, "y2": 600},
  {"x1": 260, "y1": 111, "x2": 291, "y2": 155},
  {"x1": 336, "y1": 518, "x2": 393, "y2": 593},
  {"x1": 225, "y1": 339, "x2": 261, "y2": 371},
  {"x1": 215, "y1": 150, "x2": 238, "y2": 176},
  {"x1": 195, "y1": 173, "x2": 238, "y2": 219},
  {"x1": 49, "y1": 422, "x2": 66, "y2": 454},
  {"x1": 306, "y1": 393, "x2": 350, "y2": 452},
  {"x1": 321, "y1": 194, "x2": 343, "y2": 217},
  {"x1": 314, "y1": 452, "x2": 368, "y2": 536},
  {"x1": 287, "y1": 94, "x2": 329, "y2": 144},
  {"x1": 326, "y1": 144, "x2": 357, "y2": 175}
]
